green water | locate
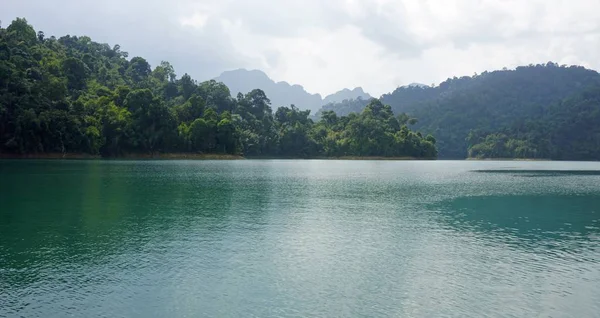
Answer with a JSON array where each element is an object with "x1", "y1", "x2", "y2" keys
[{"x1": 1, "y1": 160, "x2": 599, "y2": 317}]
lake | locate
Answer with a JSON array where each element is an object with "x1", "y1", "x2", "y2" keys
[{"x1": 1, "y1": 160, "x2": 599, "y2": 317}]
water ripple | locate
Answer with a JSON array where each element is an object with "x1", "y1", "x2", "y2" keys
[{"x1": 1, "y1": 160, "x2": 599, "y2": 317}]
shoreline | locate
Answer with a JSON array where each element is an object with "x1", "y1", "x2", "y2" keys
[
  {"x1": 0, "y1": 153, "x2": 243, "y2": 160},
  {"x1": 0, "y1": 153, "x2": 434, "y2": 160},
  {"x1": 1, "y1": 153, "x2": 597, "y2": 161},
  {"x1": 466, "y1": 157, "x2": 552, "y2": 161},
  {"x1": 119, "y1": 153, "x2": 245, "y2": 160},
  {"x1": 0, "y1": 153, "x2": 102, "y2": 159},
  {"x1": 311, "y1": 156, "x2": 431, "y2": 161}
]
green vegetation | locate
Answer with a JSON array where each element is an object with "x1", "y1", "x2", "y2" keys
[
  {"x1": 312, "y1": 102, "x2": 436, "y2": 158},
  {"x1": 314, "y1": 97, "x2": 372, "y2": 119},
  {"x1": 466, "y1": 86, "x2": 600, "y2": 160},
  {"x1": 320, "y1": 64, "x2": 600, "y2": 160},
  {"x1": 0, "y1": 18, "x2": 436, "y2": 159},
  {"x1": 398, "y1": 64, "x2": 600, "y2": 160},
  {"x1": 5, "y1": 17, "x2": 600, "y2": 161}
]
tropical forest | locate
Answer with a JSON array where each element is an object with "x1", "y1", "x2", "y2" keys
[{"x1": 2, "y1": 18, "x2": 600, "y2": 160}]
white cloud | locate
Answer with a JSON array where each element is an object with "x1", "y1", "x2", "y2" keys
[
  {"x1": 180, "y1": 13, "x2": 209, "y2": 30},
  {"x1": 2, "y1": 0, "x2": 600, "y2": 97}
]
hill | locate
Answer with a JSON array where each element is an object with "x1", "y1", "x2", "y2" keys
[
  {"x1": 318, "y1": 63, "x2": 600, "y2": 159},
  {"x1": 467, "y1": 85, "x2": 600, "y2": 160},
  {"x1": 322, "y1": 87, "x2": 371, "y2": 105},
  {"x1": 401, "y1": 64, "x2": 600, "y2": 158}
]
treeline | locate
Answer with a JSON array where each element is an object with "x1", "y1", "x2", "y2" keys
[
  {"x1": 318, "y1": 63, "x2": 600, "y2": 160},
  {"x1": 0, "y1": 18, "x2": 436, "y2": 159}
]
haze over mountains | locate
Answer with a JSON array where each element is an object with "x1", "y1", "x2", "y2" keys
[{"x1": 214, "y1": 69, "x2": 371, "y2": 113}]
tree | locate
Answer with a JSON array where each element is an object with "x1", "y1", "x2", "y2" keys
[
  {"x1": 199, "y1": 80, "x2": 233, "y2": 112},
  {"x1": 6, "y1": 18, "x2": 37, "y2": 44},
  {"x1": 152, "y1": 61, "x2": 176, "y2": 83},
  {"x1": 174, "y1": 94, "x2": 205, "y2": 123},
  {"x1": 179, "y1": 73, "x2": 196, "y2": 100},
  {"x1": 125, "y1": 89, "x2": 175, "y2": 153},
  {"x1": 127, "y1": 57, "x2": 151, "y2": 83},
  {"x1": 216, "y1": 111, "x2": 238, "y2": 154},
  {"x1": 62, "y1": 57, "x2": 88, "y2": 90}
]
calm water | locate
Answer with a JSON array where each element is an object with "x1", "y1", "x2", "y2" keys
[{"x1": 1, "y1": 160, "x2": 600, "y2": 317}]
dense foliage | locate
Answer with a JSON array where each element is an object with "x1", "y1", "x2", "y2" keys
[
  {"x1": 467, "y1": 86, "x2": 600, "y2": 160},
  {"x1": 313, "y1": 102, "x2": 436, "y2": 158},
  {"x1": 321, "y1": 64, "x2": 600, "y2": 160},
  {"x1": 0, "y1": 18, "x2": 436, "y2": 159},
  {"x1": 314, "y1": 97, "x2": 372, "y2": 119}
]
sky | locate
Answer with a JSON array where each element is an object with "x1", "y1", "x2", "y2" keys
[{"x1": 2, "y1": 0, "x2": 600, "y2": 97}]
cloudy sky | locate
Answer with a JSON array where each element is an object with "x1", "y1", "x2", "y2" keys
[{"x1": 2, "y1": 0, "x2": 600, "y2": 96}]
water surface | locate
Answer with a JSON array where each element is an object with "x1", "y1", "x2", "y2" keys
[{"x1": 1, "y1": 160, "x2": 599, "y2": 317}]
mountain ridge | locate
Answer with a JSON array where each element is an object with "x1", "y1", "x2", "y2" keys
[{"x1": 214, "y1": 69, "x2": 370, "y2": 113}]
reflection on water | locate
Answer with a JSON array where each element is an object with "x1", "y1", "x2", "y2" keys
[
  {"x1": 435, "y1": 194, "x2": 600, "y2": 241},
  {"x1": 1, "y1": 160, "x2": 600, "y2": 317},
  {"x1": 430, "y1": 193, "x2": 600, "y2": 317}
]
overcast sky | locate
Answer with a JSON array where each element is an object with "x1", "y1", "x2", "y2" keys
[{"x1": 2, "y1": 0, "x2": 600, "y2": 96}]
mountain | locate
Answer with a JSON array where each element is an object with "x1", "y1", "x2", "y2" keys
[
  {"x1": 215, "y1": 69, "x2": 323, "y2": 112},
  {"x1": 405, "y1": 83, "x2": 429, "y2": 88},
  {"x1": 322, "y1": 87, "x2": 371, "y2": 105},
  {"x1": 214, "y1": 69, "x2": 371, "y2": 113},
  {"x1": 316, "y1": 63, "x2": 600, "y2": 160},
  {"x1": 314, "y1": 96, "x2": 373, "y2": 119}
]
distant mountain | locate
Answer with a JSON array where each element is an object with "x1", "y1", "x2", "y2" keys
[
  {"x1": 214, "y1": 69, "x2": 371, "y2": 113},
  {"x1": 215, "y1": 69, "x2": 322, "y2": 112},
  {"x1": 404, "y1": 83, "x2": 429, "y2": 88},
  {"x1": 322, "y1": 87, "x2": 371, "y2": 105},
  {"x1": 313, "y1": 96, "x2": 373, "y2": 119}
]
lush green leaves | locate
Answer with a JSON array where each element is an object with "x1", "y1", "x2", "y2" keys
[{"x1": 467, "y1": 86, "x2": 600, "y2": 160}]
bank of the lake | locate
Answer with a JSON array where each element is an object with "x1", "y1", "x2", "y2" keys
[
  {"x1": 119, "y1": 153, "x2": 244, "y2": 160},
  {"x1": 0, "y1": 153, "x2": 434, "y2": 160},
  {"x1": 0, "y1": 153, "x2": 244, "y2": 160},
  {"x1": 242, "y1": 155, "x2": 433, "y2": 160},
  {"x1": 0, "y1": 153, "x2": 101, "y2": 159},
  {"x1": 332, "y1": 156, "x2": 433, "y2": 160},
  {"x1": 466, "y1": 157, "x2": 552, "y2": 161}
]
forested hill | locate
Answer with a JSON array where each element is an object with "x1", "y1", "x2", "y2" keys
[
  {"x1": 0, "y1": 18, "x2": 437, "y2": 159},
  {"x1": 403, "y1": 64, "x2": 600, "y2": 159},
  {"x1": 318, "y1": 64, "x2": 600, "y2": 160},
  {"x1": 467, "y1": 85, "x2": 600, "y2": 160}
]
